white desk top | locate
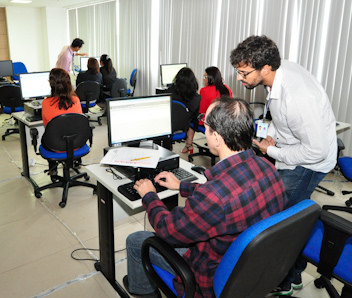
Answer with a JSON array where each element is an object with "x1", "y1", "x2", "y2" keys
[
  {"x1": 86, "y1": 158, "x2": 207, "y2": 210},
  {"x1": 336, "y1": 121, "x2": 351, "y2": 133},
  {"x1": 12, "y1": 111, "x2": 43, "y2": 127}
]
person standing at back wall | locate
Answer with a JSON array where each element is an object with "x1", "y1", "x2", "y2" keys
[{"x1": 56, "y1": 38, "x2": 88, "y2": 73}]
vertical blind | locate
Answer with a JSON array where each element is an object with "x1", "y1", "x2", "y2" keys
[{"x1": 69, "y1": 0, "x2": 352, "y2": 156}]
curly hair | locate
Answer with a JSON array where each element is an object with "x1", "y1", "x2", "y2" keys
[
  {"x1": 49, "y1": 68, "x2": 74, "y2": 110},
  {"x1": 230, "y1": 35, "x2": 281, "y2": 71}
]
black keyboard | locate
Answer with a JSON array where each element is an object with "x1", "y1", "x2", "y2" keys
[
  {"x1": 26, "y1": 115, "x2": 42, "y2": 122},
  {"x1": 118, "y1": 167, "x2": 197, "y2": 201}
]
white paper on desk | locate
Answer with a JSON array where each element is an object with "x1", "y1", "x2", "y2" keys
[{"x1": 100, "y1": 147, "x2": 161, "y2": 168}]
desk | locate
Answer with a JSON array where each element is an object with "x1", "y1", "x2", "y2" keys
[
  {"x1": 12, "y1": 111, "x2": 43, "y2": 189},
  {"x1": 85, "y1": 159, "x2": 206, "y2": 297}
]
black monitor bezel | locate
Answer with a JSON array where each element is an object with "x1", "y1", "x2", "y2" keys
[
  {"x1": 160, "y1": 63, "x2": 188, "y2": 87},
  {"x1": 106, "y1": 94, "x2": 172, "y2": 148},
  {"x1": 19, "y1": 71, "x2": 51, "y2": 100},
  {"x1": 0, "y1": 60, "x2": 14, "y2": 77}
]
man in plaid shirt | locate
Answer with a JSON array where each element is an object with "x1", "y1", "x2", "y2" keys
[{"x1": 124, "y1": 96, "x2": 288, "y2": 297}]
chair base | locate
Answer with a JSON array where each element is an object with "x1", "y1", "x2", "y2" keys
[
  {"x1": 34, "y1": 167, "x2": 97, "y2": 208},
  {"x1": 188, "y1": 142, "x2": 217, "y2": 166},
  {"x1": 2, "y1": 128, "x2": 19, "y2": 140}
]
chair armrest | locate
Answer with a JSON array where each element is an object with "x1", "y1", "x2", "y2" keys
[
  {"x1": 141, "y1": 236, "x2": 196, "y2": 298},
  {"x1": 321, "y1": 206, "x2": 352, "y2": 235}
]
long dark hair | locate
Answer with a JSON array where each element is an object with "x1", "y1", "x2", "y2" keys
[
  {"x1": 87, "y1": 58, "x2": 99, "y2": 75},
  {"x1": 174, "y1": 67, "x2": 199, "y2": 102},
  {"x1": 49, "y1": 68, "x2": 74, "y2": 110},
  {"x1": 100, "y1": 54, "x2": 113, "y2": 74},
  {"x1": 205, "y1": 66, "x2": 230, "y2": 96}
]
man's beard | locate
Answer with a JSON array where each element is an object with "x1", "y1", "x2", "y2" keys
[{"x1": 241, "y1": 79, "x2": 263, "y2": 90}]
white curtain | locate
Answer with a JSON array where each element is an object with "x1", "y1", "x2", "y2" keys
[{"x1": 68, "y1": 0, "x2": 352, "y2": 156}]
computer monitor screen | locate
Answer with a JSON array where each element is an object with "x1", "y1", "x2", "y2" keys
[
  {"x1": 19, "y1": 72, "x2": 51, "y2": 99},
  {"x1": 0, "y1": 60, "x2": 14, "y2": 77},
  {"x1": 160, "y1": 63, "x2": 187, "y2": 86},
  {"x1": 107, "y1": 95, "x2": 172, "y2": 147},
  {"x1": 80, "y1": 56, "x2": 100, "y2": 71}
]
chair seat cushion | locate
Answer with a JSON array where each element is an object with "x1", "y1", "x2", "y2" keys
[
  {"x1": 3, "y1": 106, "x2": 24, "y2": 114},
  {"x1": 39, "y1": 144, "x2": 90, "y2": 160},
  {"x1": 338, "y1": 156, "x2": 352, "y2": 180},
  {"x1": 302, "y1": 221, "x2": 352, "y2": 284},
  {"x1": 81, "y1": 101, "x2": 96, "y2": 108}
]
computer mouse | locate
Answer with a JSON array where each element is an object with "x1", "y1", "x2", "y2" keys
[{"x1": 191, "y1": 166, "x2": 206, "y2": 175}]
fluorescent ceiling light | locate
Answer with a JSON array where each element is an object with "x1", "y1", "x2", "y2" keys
[{"x1": 11, "y1": 0, "x2": 32, "y2": 3}]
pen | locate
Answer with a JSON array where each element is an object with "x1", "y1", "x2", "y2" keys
[{"x1": 131, "y1": 156, "x2": 151, "y2": 161}]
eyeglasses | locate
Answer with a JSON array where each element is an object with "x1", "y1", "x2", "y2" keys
[
  {"x1": 235, "y1": 68, "x2": 256, "y2": 79},
  {"x1": 197, "y1": 113, "x2": 210, "y2": 126},
  {"x1": 106, "y1": 167, "x2": 122, "y2": 180}
]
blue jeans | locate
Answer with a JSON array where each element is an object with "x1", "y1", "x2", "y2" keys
[
  {"x1": 278, "y1": 166, "x2": 326, "y2": 208},
  {"x1": 278, "y1": 166, "x2": 326, "y2": 286},
  {"x1": 126, "y1": 231, "x2": 188, "y2": 295}
]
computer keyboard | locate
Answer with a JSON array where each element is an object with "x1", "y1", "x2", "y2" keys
[{"x1": 118, "y1": 167, "x2": 197, "y2": 201}]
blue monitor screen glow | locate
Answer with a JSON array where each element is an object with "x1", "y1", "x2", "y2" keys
[
  {"x1": 0, "y1": 60, "x2": 14, "y2": 77},
  {"x1": 19, "y1": 72, "x2": 51, "y2": 100},
  {"x1": 160, "y1": 63, "x2": 187, "y2": 87},
  {"x1": 80, "y1": 56, "x2": 100, "y2": 71},
  {"x1": 107, "y1": 95, "x2": 172, "y2": 147}
]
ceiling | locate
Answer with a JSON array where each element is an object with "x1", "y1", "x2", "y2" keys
[{"x1": 0, "y1": 0, "x2": 103, "y2": 9}]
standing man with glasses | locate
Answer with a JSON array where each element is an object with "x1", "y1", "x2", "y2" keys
[
  {"x1": 123, "y1": 96, "x2": 287, "y2": 298},
  {"x1": 230, "y1": 35, "x2": 337, "y2": 296}
]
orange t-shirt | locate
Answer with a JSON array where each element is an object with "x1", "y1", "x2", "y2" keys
[{"x1": 41, "y1": 95, "x2": 83, "y2": 126}]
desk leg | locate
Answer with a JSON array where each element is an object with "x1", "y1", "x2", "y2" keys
[
  {"x1": 18, "y1": 121, "x2": 38, "y2": 189},
  {"x1": 95, "y1": 181, "x2": 129, "y2": 297}
]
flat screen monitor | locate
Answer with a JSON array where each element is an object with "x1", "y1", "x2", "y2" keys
[
  {"x1": 19, "y1": 72, "x2": 51, "y2": 100},
  {"x1": 160, "y1": 63, "x2": 187, "y2": 87},
  {"x1": 0, "y1": 60, "x2": 14, "y2": 77},
  {"x1": 80, "y1": 56, "x2": 100, "y2": 71},
  {"x1": 107, "y1": 95, "x2": 172, "y2": 147}
]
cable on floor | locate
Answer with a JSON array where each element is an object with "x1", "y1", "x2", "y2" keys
[{"x1": 71, "y1": 247, "x2": 126, "y2": 262}]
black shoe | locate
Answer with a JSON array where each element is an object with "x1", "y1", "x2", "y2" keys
[
  {"x1": 267, "y1": 283, "x2": 293, "y2": 296},
  {"x1": 122, "y1": 275, "x2": 161, "y2": 298}
]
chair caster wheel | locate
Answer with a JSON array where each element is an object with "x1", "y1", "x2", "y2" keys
[
  {"x1": 59, "y1": 201, "x2": 66, "y2": 208},
  {"x1": 188, "y1": 156, "x2": 193, "y2": 163},
  {"x1": 345, "y1": 198, "x2": 352, "y2": 207},
  {"x1": 35, "y1": 191, "x2": 42, "y2": 198},
  {"x1": 84, "y1": 175, "x2": 90, "y2": 181},
  {"x1": 51, "y1": 176, "x2": 59, "y2": 183},
  {"x1": 2, "y1": 136, "x2": 5, "y2": 141},
  {"x1": 98, "y1": 120, "x2": 102, "y2": 126},
  {"x1": 314, "y1": 277, "x2": 325, "y2": 289},
  {"x1": 93, "y1": 188, "x2": 97, "y2": 195}
]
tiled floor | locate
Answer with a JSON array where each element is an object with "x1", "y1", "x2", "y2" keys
[{"x1": 0, "y1": 110, "x2": 350, "y2": 298}]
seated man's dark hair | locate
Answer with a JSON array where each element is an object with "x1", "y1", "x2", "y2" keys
[
  {"x1": 230, "y1": 35, "x2": 281, "y2": 71},
  {"x1": 206, "y1": 96, "x2": 254, "y2": 151},
  {"x1": 71, "y1": 38, "x2": 84, "y2": 49}
]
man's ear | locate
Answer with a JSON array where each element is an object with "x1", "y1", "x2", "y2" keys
[
  {"x1": 261, "y1": 64, "x2": 272, "y2": 74},
  {"x1": 214, "y1": 131, "x2": 223, "y2": 147}
]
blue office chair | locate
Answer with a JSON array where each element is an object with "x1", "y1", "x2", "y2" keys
[
  {"x1": 127, "y1": 68, "x2": 137, "y2": 96},
  {"x1": 302, "y1": 205, "x2": 352, "y2": 297},
  {"x1": 12, "y1": 61, "x2": 28, "y2": 81},
  {"x1": 142, "y1": 200, "x2": 321, "y2": 298},
  {"x1": 75, "y1": 81, "x2": 102, "y2": 125},
  {"x1": 34, "y1": 113, "x2": 97, "y2": 208},
  {"x1": 0, "y1": 85, "x2": 24, "y2": 140}
]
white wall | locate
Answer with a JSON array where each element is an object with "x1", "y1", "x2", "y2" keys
[{"x1": 5, "y1": 6, "x2": 68, "y2": 72}]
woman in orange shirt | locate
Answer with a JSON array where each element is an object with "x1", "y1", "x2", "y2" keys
[
  {"x1": 42, "y1": 68, "x2": 82, "y2": 126},
  {"x1": 41, "y1": 68, "x2": 83, "y2": 175}
]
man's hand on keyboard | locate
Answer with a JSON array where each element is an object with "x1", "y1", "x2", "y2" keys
[
  {"x1": 154, "y1": 171, "x2": 181, "y2": 190},
  {"x1": 134, "y1": 179, "x2": 156, "y2": 197}
]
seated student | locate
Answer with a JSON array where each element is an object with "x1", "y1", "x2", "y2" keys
[
  {"x1": 123, "y1": 96, "x2": 288, "y2": 298},
  {"x1": 182, "y1": 66, "x2": 233, "y2": 154},
  {"x1": 41, "y1": 68, "x2": 83, "y2": 173},
  {"x1": 165, "y1": 67, "x2": 201, "y2": 151},
  {"x1": 100, "y1": 54, "x2": 117, "y2": 94},
  {"x1": 76, "y1": 57, "x2": 103, "y2": 86}
]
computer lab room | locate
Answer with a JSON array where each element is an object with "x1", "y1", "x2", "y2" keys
[{"x1": 0, "y1": 0, "x2": 351, "y2": 297}]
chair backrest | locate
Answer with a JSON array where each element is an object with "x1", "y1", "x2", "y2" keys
[
  {"x1": 41, "y1": 113, "x2": 92, "y2": 154},
  {"x1": 111, "y1": 78, "x2": 127, "y2": 98},
  {"x1": 0, "y1": 85, "x2": 24, "y2": 113},
  {"x1": 75, "y1": 81, "x2": 101, "y2": 103},
  {"x1": 127, "y1": 68, "x2": 137, "y2": 96},
  {"x1": 171, "y1": 100, "x2": 190, "y2": 141},
  {"x1": 12, "y1": 62, "x2": 28, "y2": 81},
  {"x1": 213, "y1": 200, "x2": 321, "y2": 298}
]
